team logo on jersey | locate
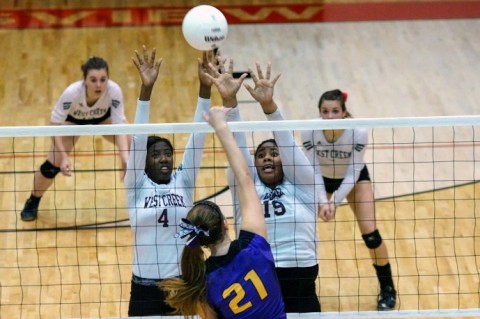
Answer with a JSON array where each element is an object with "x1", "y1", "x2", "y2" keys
[
  {"x1": 63, "y1": 102, "x2": 71, "y2": 110},
  {"x1": 72, "y1": 108, "x2": 108, "y2": 118},
  {"x1": 262, "y1": 187, "x2": 284, "y2": 201},
  {"x1": 317, "y1": 149, "x2": 352, "y2": 159},
  {"x1": 303, "y1": 141, "x2": 314, "y2": 151},
  {"x1": 354, "y1": 144, "x2": 365, "y2": 152},
  {"x1": 144, "y1": 193, "x2": 186, "y2": 208},
  {"x1": 112, "y1": 99, "x2": 120, "y2": 108}
]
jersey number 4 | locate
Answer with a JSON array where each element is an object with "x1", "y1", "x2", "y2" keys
[
  {"x1": 157, "y1": 209, "x2": 168, "y2": 227},
  {"x1": 222, "y1": 269, "x2": 268, "y2": 314}
]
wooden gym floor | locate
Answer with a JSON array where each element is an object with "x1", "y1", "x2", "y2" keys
[{"x1": 0, "y1": 1, "x2": 479, "y2": 318}]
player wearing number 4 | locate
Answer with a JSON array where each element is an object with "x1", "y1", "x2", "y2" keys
[
  {"x1": 125, "y1": 46, "x2": 213, "y2": 317},
  {"x1": 160, "y1": 105, "x2": 286, "y2": 319},
  {"x1": 301, "y1": 89, "x2": 397, "y2": 311}
]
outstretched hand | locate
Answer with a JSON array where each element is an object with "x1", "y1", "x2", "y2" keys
[
  {"x1": 244, "y1": 62, "x2": 281, "y2": 112},
  {"x1": 132, "y1": 45, "x2": 163, "y2": 89},
  {"x1": 202, "y1": 106, "x2": 232, "y2": 130},
  {"x1": 198, "y1": 51, "x2": 218, "y2": 88},
  {"x1": 206, "y1": 55, "x2": 248, "y2": 107}
]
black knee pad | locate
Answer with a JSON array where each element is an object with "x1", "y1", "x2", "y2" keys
[
  {"x1": 40, "y1": 160, "x2": 60, "y2": 179},
  {"x1": 362, "y1": 229, "x2": 383, "y2": 249}
]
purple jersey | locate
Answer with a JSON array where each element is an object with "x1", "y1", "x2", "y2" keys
[{"x1": 206, "y1": 231, "x2": 286, "y2": 319}]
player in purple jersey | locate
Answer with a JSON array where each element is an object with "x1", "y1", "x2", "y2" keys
[
  {"x1": 20, "y1": 55, "x2": 131, "y2": 221},
  {"x1": 205, "y1": 58, "x2": 321, "y2": 313},
  {"x1": 160, "y1": 104, "x2": 286, "y2": 318},
  {"x1": 301, "y1": 89, "x2": 396, "y2": 310}
]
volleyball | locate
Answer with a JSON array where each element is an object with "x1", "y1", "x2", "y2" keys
[{"x1": 182, "y1": 5, "x2": 228, "y2": 51}]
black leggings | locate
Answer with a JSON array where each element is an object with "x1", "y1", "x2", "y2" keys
[{"x1": 276, "y1": 265, "x2": 321, "y2": 313}]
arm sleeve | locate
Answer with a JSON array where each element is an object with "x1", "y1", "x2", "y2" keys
[
  {"x1": 226, "y1": 107, "x2": 254, "y2": 171},
  {"x1": 124, "y1": 99, "x2": 149, "y2": 188},
  {"x1": 301, "y1": 130, "x2": 329, "y2": 204},
  {"x1": 226, "y1": 107, "x2": 256, "y2": 237},
  {"x1": 175, "y1": 97, "x2": 210, "y2": 188},
  {"x1": 333, "y1": 129, "x2": 368, "y2": 205},
  {"x1": 50, "y1": 82, "x2": 79, "y2": 124},
  {"x1": 265, "y1": 109, "x2": 316, "y2": 194},
  {"x1": 108, "y1": 81, "x2": 127, "y2": 124}
]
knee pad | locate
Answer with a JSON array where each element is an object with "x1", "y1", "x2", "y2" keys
[
  {"x1": 40, "y1": 160, "x2": 60, "y2": 179},
  {"x1": 362, "y1": 229, "x2": 383, "y2": 249}
]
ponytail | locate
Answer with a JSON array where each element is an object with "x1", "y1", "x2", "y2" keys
[
  {"x1": 159, "y1": 245, "x2": 210, "y2": 317},
  {"x1": 160, "y1": 201, "x2": 225, "y2": 316}
]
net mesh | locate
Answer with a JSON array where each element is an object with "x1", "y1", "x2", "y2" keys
[{"x1": 1, "y1": 115, "x2": 479, "y2": 318}]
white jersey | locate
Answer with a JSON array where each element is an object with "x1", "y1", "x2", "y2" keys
[
  {"x1": 227, "y1": 107, "x2": 318, "y2": 268},
  {"x1": 301, "y1": 127, "x2": 368, "y2": 204},
  {"x1": 50, "y1": 80, "x2": 126, "y2": 124},
  {"x1": 124, "y1": 98, "x2": 209, "y2": 280}
]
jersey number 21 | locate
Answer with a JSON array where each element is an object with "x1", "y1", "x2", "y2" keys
[{"x1": 222, "y1": 269, "x2": 268, "y2": 314}]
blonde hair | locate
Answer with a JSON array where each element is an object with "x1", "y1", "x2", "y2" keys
[{"x1": 159, "y1": 201, "x2": 225, "y2": 317}]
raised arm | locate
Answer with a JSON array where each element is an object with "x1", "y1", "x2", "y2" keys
[
  {"x1": 205, "y1": 57, "x2": 255, "y2": 228},
  {"x1": 244, "y1": 62, "x2": 313, "y2": 184},
  {"x1": 244, "y1": 62, "x2": 280, "y2": 115},
  {"x1": 124, "y1": 46, "x2": 162, "y2": 188},
  {"x1": 246, "y1": 62, "x2": 326, "y2": 216},
  {"x1": 133, "y1": 46, "x2": 162, "y2": 102},
  {"x1": 203, "y1": 107, "x2": 266, "y2": 238},
  {"x1": 176, "y1": 51, "x2": 215, "y2": 188}
]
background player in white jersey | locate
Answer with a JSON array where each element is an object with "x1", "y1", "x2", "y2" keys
[
  {"x1": 125, "y1": 46, "x2": 213, "y2": 317},
  {"x1": 207, "y1": 58, "x2": 322, "y2": 313},
  {"x1": 20, "y1": 56, "x2": 131, "y2": 221},
  {"x1": 301, "y1": 89, "x2": 396, "y2": 311}
]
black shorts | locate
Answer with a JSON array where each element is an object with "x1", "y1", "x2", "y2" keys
[
  {"x1": 128, "y1": 275, "x2": 176, "y2": 317},
  {"x1": 65, "y1": 108, "x2": 111, "y2": 125},
  {"x1": 323, "y1": 165, "x2": 371, "y2": 194},
  {"x1": 275, "y1": 264, "x2": 321, "y2": 313}
]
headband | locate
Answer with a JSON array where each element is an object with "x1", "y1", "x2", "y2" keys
[
  {"x1": 176, "y1": 218, "x2": 210, "y2": 248},
  {"x1": 194, "y1": 201, "x2": 222, "y2": 215}
]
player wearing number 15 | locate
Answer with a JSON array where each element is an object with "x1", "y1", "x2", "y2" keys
[
  {"x1": 125, "y1": 46, "x2": 213, "y2": 317},
  {"x1": 160, "y1": 106, "x2": 286, "y2": 318}
]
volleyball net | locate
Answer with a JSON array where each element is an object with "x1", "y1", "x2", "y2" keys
[{"x1": 1, "y1": 115, "x2": 479, "y2": 318}]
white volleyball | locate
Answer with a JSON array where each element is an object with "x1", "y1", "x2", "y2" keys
[{"x1": 182, "y1": 5, "x2": 228, "y2": 51}]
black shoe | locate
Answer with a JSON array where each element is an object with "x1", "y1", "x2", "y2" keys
[
  {"x1": 20, "y1": 198, "x2": 38, "y2": 221},
  {"x1": 377, "y1": 286, "x2": 396, "y2": 311}
]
